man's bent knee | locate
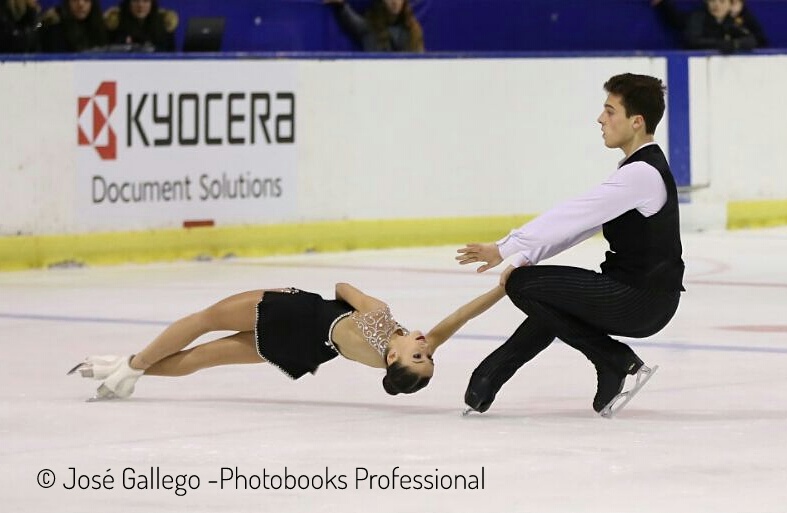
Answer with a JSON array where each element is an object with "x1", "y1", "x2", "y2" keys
[{"x1": 505, "y1": 266, "x2": 536, "y2": 299}]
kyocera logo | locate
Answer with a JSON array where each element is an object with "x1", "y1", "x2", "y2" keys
[
  {"x1": 78, "y1": 81, "x2": 295, "y2": 161},
  {"x1": 78, "y1": 81, "x2": 117, "y2": 160}
]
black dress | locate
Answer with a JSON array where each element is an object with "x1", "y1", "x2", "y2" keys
[{"x1": 255, "y1": 289, "x2": 353, "y2": 379}]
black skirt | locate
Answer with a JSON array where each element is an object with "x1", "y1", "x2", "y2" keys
[{"x1": 255, "y1": 289, "x2": 353, "y2": 379}]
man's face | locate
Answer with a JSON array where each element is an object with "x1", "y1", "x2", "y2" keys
[
  {"x1": 597, "y1": 94, "x2": 637, "y2": 150},
  {"x1": 69, "y1": 0, "x2": 91, "y2": 21}
]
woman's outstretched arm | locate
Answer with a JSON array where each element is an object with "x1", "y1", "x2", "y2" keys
[
  {"x1": 335, "y1": 282, "x2": 386, "y2": 312},
  {"x1": 426, "y1": 285, "x2": 506, "y2": 351}
]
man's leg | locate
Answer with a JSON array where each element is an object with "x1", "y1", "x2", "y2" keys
[
  {"x1": 466, "y1": 265, "x2": 677, "y2": 413},
  {"x1": 504, "y1": 266, "x2": 677, "y2": 412},
  {"x1": 465, "y1": 318, "x2": 554, "y2": 412}
]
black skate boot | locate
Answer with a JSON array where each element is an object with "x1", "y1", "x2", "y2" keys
[
  {"x1": 464, "y1": 373, "x2": 500, "y2": 414},
  {"x1": 592, "y1": 362, "x2": 628, "y2": 413},
  {"x1": 463, "y1": 346, "x2": 538, "y2": 414},
  {"x1": 463, "y1": 321, "x2": 554, "y2": 415},
  {"x1": 593, "y1": 354, "x2": 653, "y2": 417}
]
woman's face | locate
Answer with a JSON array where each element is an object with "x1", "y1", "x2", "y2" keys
[
  {"x1": 706, "y1": 0, "x2": 732, "y2": 22},
  {"x1": 383, "y1": 0, "x2": 405, "y2": 16},
  {"x1": 130, "y1": 0, "x2": 153, "y2": 20},
  {"x1": 730, "y1": 0, "x2": 743, "y2": 17},
  {"x1": 68, "y1": 0, "x2": 92, "y2": 21},
  {"x1": 386, "y1": 331, "x2": 435, "y2": 378}
]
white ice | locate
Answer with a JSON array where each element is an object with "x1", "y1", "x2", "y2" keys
[{"x1": 1, "y1": 228, "x2": 786, "y2": 513}]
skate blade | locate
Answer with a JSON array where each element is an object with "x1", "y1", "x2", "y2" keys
[
  {"x1": 66, "y1": 362, "x2": 85, "y2": 376},
  {"x1": 599, "y1": 365, "x2": 659, "y2": 419},
  {"x1": 86, "y1": 395, "x2": 116, "y2": 403},
  {"x1": 86, "y1": 384, "x2": 118, "y2": 402},
  {"x1": 461, "y1": 407, "x2": 473, "y2": 417},
  {"x1": 66, "y1": 362, "x2": 95, "y2": 378}
]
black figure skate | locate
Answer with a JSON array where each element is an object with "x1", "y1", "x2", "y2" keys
[{"x1": 594, "y1": 361, "x2": 658, "y2": 418}]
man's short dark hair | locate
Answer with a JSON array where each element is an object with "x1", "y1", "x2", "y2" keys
[{"x1": 603, "y1": 74, "x2": 666, "y2": 134}]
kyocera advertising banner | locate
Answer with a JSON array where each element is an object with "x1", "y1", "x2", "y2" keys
[{"x1": 74, "y1": 61, "x2": 297, "y2": 230}]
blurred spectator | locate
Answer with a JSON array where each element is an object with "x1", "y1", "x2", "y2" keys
[
  {"x1": 730, "y1": 0, "x2": 767, "y2": 47},
  {"x1": 0, "y1": 0, "x2": 40, "y2": 52},
  {"x1": 651, "y1": 0, "x2": 758, "y2": 53},
  {"x1": 40, "y1": 0, "x2": 107, "y2": 52},
  {"x1": 325, "y1": 0, "x2": 424, "y2": 52},
  {"x1": 104, "y1": 0, "x2": 177, "y2": 52}
]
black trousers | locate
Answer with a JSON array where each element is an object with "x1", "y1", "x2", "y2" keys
[{"x1": 474, "y1": 265, "x2": 680, "y2": 383}]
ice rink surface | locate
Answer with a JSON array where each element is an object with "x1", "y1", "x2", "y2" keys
[{"x1": 2, "y1": 228, "x2": 786, "y2": 513}]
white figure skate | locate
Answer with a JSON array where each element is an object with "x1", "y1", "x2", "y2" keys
[
  {"x1": 67, "y1": 355, "x2": 125, "y2": 380},
  {"x1": 91, "y1": 357, "x2": 144, "y2": 401}
]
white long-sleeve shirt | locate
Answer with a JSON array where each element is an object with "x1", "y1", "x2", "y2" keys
[{"x1": 497, "y1": 143, "x2": 668, "y2": 268}]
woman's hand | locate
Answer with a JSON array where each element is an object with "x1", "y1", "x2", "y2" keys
[{"x1": 499, "y1": 265, "x2": 516, "y2": 287}]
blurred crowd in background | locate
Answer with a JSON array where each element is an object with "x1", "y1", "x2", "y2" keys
[{"x1": 0, "y1": 0, "x2": 775, "y2": 55}]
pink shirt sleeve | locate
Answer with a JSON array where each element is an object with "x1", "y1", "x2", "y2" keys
[{"x1": 496, "y1": 160, "x2": 668, "y2": 267}]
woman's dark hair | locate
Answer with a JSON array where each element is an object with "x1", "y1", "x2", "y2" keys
[
  {"x1": 382, "y1": 361, "x2": 431, "y2": 395},
  {"x1": 59, "y1": 0, "x2": 107, "y2": 50},
  {"x1": 116, "y1": 0, "x2": 167, "y2": 47}
]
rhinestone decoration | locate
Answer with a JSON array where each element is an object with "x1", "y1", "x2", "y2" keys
[{"x1": 350, "y1": 306, "x2": 409, "y2": 357}]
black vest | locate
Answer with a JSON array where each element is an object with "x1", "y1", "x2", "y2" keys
[{"x1": 600, "y1": 145, "x2": 685, "y2": 292}]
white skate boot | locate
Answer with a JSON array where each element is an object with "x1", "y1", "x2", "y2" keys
[
  {"x1": 67, "y1": 355, "x2": 125, "y2": 380},
  {"x1": 91, "y1": 356, "x2": 144, "y2": 401}
]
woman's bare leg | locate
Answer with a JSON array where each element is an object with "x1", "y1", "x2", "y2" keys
[
  {"x1": 130, "y1": 290, "x2": 270, "y2": 371},
  {"x1": 145, "y1": 331, "x2": 263, "y2": 377}
]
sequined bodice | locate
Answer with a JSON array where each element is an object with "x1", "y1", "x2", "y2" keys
[{"x1": 350, "y1": 306, "x2": 409, "y2": 357}]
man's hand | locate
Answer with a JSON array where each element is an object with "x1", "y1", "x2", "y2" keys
[{"x1": 455, "y1": 243, "x2": 503, "y2": 273}]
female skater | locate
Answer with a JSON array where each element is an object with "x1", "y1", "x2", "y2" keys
[{"x1": 69, "y1": 283, "x2": 505, "y2": 400}]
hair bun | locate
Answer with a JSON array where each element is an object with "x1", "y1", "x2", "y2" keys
[{"x1": 382, "y1": 376, "x2": 400, "y2": 395}]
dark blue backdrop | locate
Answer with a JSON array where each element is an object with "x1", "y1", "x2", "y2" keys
[{"x1": 37, "y1": 0, "x2": 787, "y2": 52}]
